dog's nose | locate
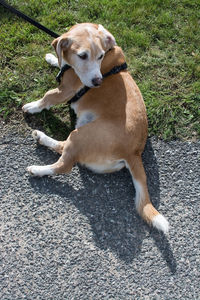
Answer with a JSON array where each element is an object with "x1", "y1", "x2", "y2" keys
[{"x1": 92, "y1": 77, "x2": 102, "y2": 87}]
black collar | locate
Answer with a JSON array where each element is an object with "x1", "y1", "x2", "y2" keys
[
  {"x1": 102, "y1": 62, "x2": 127, "y2": 79},
  {"x1": 56, "y1": 64, "x2": 71, "y2": 83},
  {"x1": 56, "y1": 62, "x2": 128, "y2": 104}
]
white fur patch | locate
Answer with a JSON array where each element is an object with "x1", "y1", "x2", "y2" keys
[
  {"x1": 152, "y1": 214, "x2": 169, "y2": 234},
  {"x1": 27, "y1": 165, "x2": 54, "y2": 177},
  {"x1": 45, "y1": 53, "x2": 59, "y2": 67},
  {"x1": 73, "y1": 59, "x2": 102, "y2": 87},
  {"x1": 45, "y1": 53, "x2": 69, "y2": 69},
  {"x1": 132, "y1": 179, "x2": 144, "y2": 210},
  {"x1": 125, "y1": 162, "x2": 144, "y2": 210},
  {"x1": 85, "y1": 160, "x2": 125, "y2": 174},
  {"x1": 70, "y1": 102, "x2": 79, "y2": 114},
  {"x1": 22, "y1": 99, "x2": 45, "y2": 114},
  {"x1": 76, "y1": 111, "x2": 96, "y2": 128},
  {"x1": 32, "y1": 130, "x2": 59, "y2": 149}
]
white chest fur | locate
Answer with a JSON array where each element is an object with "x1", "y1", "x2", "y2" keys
[
  {"x1": 71, "y1": 102, "x2": 97, "y2": 129},
  {"x1": 76, "y1": 111, "x2": 97, "y2": 128}
]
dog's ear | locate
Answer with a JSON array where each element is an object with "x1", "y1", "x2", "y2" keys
[
  {"x1": 98, "y1": 24, "x2": 116, "y2": 51},
  {"x1": 51, "y1": 37, "x2": 71, "y2": 66}
]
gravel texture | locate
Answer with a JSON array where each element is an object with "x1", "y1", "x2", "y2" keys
[{"x1": 0, "y1": 125, "x2": 199, "y2": 299}]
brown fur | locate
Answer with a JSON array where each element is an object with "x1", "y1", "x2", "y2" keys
[{"x1": 23, "y1": 23, "x2": 169, "y2": 232}]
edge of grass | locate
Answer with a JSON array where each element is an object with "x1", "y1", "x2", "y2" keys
[{"x1": 0, "y1": 0, "x2": 199, "y2": 141}]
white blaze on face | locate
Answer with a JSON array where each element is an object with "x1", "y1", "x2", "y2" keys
[
  {"x1": 71, "y1": 33, "x2": 104, "y2": 87},
  {"x1": 74, "y1": 58, "x2": 103, "y2": 87}
]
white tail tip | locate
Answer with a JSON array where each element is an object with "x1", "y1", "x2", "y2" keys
[{"x1": 152, "y1": 214, "x2": 169, "y2": 234}]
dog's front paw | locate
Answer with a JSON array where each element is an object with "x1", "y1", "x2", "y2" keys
[
  {"x1": 45, "y1": 53, "x2": 59, "y2": 67},
  {"x1": 22, "y1": 100, "x2": 43, "y2": 114},
  {"x1": 27, "y1": 165, "x2": 54, "y2": 177}
]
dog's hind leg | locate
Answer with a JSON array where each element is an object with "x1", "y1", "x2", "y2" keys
[
  {"x1": 32, "y1": 130, "x2": 65, "y2": 154},
  {"x1": 27, "y1": 129, "x2": 79, "y2": 177},
  {"x1": 27, "y1": 137, "x2": 75, "y2": 177},
  {"x1": 27, "y1": 152, "x2": 74, "y2": 176},
  {"x1": 27, "y1": 120, "x2": 114, "y2": 177},
  {"x1": 126, "y1": 155, "x2": 169, "y2": 234}
]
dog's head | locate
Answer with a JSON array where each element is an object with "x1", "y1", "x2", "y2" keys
[{"x1": 52, "y1": 23, "x2": 116, "y2": 87}]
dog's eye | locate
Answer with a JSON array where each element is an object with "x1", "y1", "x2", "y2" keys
[
  {"x1": 98, "y1": 54, "x2": 104, "y2": 60},
  {"x1": 78, "y1": 53, "x2": 88, "y2": 60}
]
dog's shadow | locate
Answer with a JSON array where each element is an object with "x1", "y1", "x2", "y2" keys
[{"x1": 29, "y1": 139, "x2": 177, "y2": 273}]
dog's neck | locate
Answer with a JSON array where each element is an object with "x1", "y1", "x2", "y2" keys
[{"x1": 100, "y1": 46, "x2": 126, "y2": 74}]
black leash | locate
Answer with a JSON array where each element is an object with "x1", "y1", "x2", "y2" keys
[
  {"x1": 0, "y1": 0, "x2": 59, "y2": 38},
  {"x1": 0, "y1": 1, "x2": 128, "y2": 106},
  {"x1": 68, "y1": 62, "x2": 128, "y2": 105}
]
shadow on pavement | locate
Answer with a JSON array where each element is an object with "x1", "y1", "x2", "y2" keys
[
  {"x1": 29, "y1": 138, "x2": 177, "y2": 272},
  {"x1": 151, "y1": 230, "x2": 177, "y2": 274}
]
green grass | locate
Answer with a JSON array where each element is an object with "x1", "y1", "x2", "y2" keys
[{"x1": 0, "y1": 0, "x2": 199, "y2": 140}]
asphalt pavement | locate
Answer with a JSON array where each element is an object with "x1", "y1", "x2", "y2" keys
[{"x1": 0, "y1": 123, "x2": 199, "y2": 299}]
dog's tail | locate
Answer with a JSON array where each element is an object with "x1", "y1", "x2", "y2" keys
[{"x1": 126, "y1": 156, "x2": 169, "y2": 234}]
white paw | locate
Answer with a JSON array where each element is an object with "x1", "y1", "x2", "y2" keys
[
  {"x1": 32, "y1": 130, "x2": 59, "y2": 149},
  {"x1": 27, "y1": 165, "x2": 54, "y2": 177},
  {"x1": 45, "y1": 53, "x2": 59, "y2": 67},
  {"x1": 22, "y1": 100, "x2": 43, "y2": 114},
  {"x1": 32, "y1": 130, "x2": 45, "y2": 143}
]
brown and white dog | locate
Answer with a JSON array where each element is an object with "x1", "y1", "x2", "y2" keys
[{"x1": 22, "y1": 23, "x2": 169, "y2": 233}]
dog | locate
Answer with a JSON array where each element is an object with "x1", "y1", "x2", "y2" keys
[{"x1": 22, "y1": 23, "x2": 169, "y2": 233}]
